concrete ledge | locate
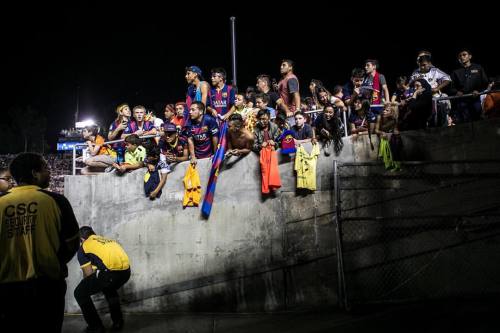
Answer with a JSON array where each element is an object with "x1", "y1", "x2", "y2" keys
[{"x1": 64, "y1": 119, "x2": 500, "y2": 312}]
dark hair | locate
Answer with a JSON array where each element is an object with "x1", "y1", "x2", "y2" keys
[
  {"x1": 352, "y1": 95, "x2": 362, "y2": 103},
  {"x1": 191, "y1": 101, "x2": 206, "y2": 113},
  {"x1": 324, "y1": 103, "x2": 335, "y2": 111},
  {"x1": 457, "y1": 48, "x2": 472, "y2": 56},
  {"x1": 229, "y1": 113, "x2": 243, "y2": 122},
  {"x1": 418, "y1": 55, "x2": 432, "y2": 64},
  {"x1": 79, "y1": 226, "x2": 95, "y2": 240},
  {"x1": 245, "y1": 87, "x2": 256, "y2": 104},
  {"x1": 319, "y1": 104, "x2": 344, "y2": 155},
  {"x1": 228, "y1": 113, "x2": 244, "y2": 128},
  {"x1": 396, "y1": 76, "x2": 409, "y2": 86},
  {"x1": 365, "y1": 59, "x2": 379, "y2": 69},
  {"x1": 318, "y1": 88, "x2": 329, "y2": 95},
  {"x1": 255, "y1": 93, "x2": 270, "y2": 104},
  {"x1": 257, "y1": 109, "x2": 270, "y2": 119},
  {"x1": 294, "y1": 111, "x2": 305, "y2": 118},
  {"x1": 9, "y1": 152, "x2": 46, "y2": 184},
  {"x1": 332, "y1": 85, "x2": 343, "y2": 95},
  {"x1": 211, "y1": 67, "x2": 227, "y2": 80},
  {"x1": 309, "y1": 79, "x2": 324, "y2": 97},
  {"x1": 275, "y1": 112, "x2": 286, "y2": 123},
  {"x1": 281, "y1": 59, "x2": 295, "y2": 69},
  {"x1": 0, "y1": 167, "x2": 9, "y2": 175},
  {"x1": 84, "y1": 125, "x2": 99, "y2": 137},
  {"x1": 146, "y1": 146, "x2": 161, "y2": 158},
  {"x1": 362, "y1": 99, "x2": 372, "y2": 113},
  {"x1": 310, "y1": 79, "x2": 324, "y2": 88},
  {"x1": 351, "y1": 68, "x2": 365, "y2": 79},
  {"x1": 124, "y1": 134, "x2": 142, "y2": 146}
]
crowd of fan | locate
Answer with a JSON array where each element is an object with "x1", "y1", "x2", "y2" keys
[
  {"x1": 73, "y1": 48, "x2": 499, "y2": 199},
  {"x1": 3, "y1": 48, "x2": 499, "y2": 198},
  {"x1": 0, "y1": 154, "x2": 72, "y2": 194}
]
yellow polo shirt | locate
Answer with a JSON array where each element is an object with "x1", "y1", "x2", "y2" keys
[{"x1": 78, "y1": 235, "x2": 130, "y2": 271}]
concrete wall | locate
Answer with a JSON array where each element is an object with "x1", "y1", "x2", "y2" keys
[{"x1": 64, "y1": 119, "x2": 500, "y2": 312}]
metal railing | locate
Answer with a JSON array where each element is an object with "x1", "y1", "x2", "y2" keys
[
  {"x1": 72, "y1": 134, "x2": 159, "y2": 175},
  {"x1": 432, "y1": 88, "x2": 499, "y2": 103},
  {"x1": 304, "y1": 107, "x2": 350, "y2": 137},
  {"x1": 431, "y1": 88, "x2": 500, "y2": 117}
]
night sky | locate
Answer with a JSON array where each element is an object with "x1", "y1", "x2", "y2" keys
[{"x1": 4, "y1": 3, "x2": 498, "y2": 151}]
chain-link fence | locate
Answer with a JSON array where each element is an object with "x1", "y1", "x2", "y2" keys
[{"x1": 334, "y1": 161, "x2": 500, "y2": 308}]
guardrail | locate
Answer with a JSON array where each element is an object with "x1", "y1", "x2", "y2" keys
[
  {"x1": 72, "y1": 134, "x2": 159, "y2": 175},
  {"x1": 431, "y1": 88, "x2": 500, "y2": 117},
  {"x1": 304, "y1": 108, "x2": 350, "y2": 137}
]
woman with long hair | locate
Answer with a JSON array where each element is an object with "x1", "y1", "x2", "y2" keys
[
  {"x1": 313, "y1": 104, "x2": 344, "y2": 156},
  {"x1": 400, "y1": 79, "x2": 433, "y2": 130}
]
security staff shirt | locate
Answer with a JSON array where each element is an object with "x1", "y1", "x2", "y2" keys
[
  {"x1": 0, "y1": 185, "x2": 80, "y2": 283},
  {"x1": 78, "y1": 235, "x2": 130, "y2": 271}
]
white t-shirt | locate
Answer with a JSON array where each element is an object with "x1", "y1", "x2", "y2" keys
[
  {"x1": 154, "y1": 117, "x2": 164, "y2": 129},
  {"x1": 411, "y1": 67, "x2": 451, "y2": 90}
]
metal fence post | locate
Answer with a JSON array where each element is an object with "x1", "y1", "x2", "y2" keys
[
  {"x1": 343, "y1": 109, "x2": 348, "y2": 137},
  {"x1": 72, "y1": 146, "x2": 76, "y2": 175},
  {"x1": 333, "y1": 160, "x2": 348, "y2": 309}
]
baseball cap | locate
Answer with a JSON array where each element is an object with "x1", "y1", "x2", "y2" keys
[
  {"x1": 162, "y1": 123, "x2": 177, "y2": 133},
  {"x1": 186, "y1": 65, "x2": 202, "y2": 76}
]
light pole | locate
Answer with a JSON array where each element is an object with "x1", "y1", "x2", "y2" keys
[
  {"x1": 230, "y1": 17, "x2": 237, "y2": 89},
  {"x1": 75, "y1": 85, "x2": 80, "y2": 126}
]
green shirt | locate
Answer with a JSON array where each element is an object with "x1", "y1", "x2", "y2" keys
[{"x1": 125, "y1": 145, "x2": 146, "y2": 165}]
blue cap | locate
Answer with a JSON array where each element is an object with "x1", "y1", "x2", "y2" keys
[
  {"x1": 162, "y1": 122, "x2": 177, "y2": 133},
  {"x1": 186, "y1": 65, "x2": 202, "y2": 76}
]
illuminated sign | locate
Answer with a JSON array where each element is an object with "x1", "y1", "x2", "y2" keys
[{"x1": 57, "y1": 141, "x2": 85, "y2": 151}]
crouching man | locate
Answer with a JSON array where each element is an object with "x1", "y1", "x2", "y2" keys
[{"x1": 74, "y1": 226, "x2": 131, "y2": 333}]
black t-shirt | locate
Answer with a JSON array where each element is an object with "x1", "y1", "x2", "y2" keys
[
  {"x1": 313, "y1": 114, "x2": 344, "y2": 138},
  {"x1": 267, "y1": 91, "x2": 280, "y2": 109},
  {"x1": 452, "y1": 63, "x2": 489, "y2": 94}
]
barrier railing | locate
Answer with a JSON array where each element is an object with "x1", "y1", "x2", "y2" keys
[
  {"x1": 72, "y1": 134, "x2": 159, "y2": 175},
  {"x1": 432, "y1": 88, "x2": 499, "y2": 103},
  {"x1": 431, "y1": 88, "x2": 500, "y2": 118},
  {"x1": 305, "y1": 108, "x2": 350, "y2": 137}
]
